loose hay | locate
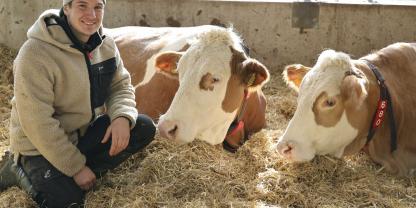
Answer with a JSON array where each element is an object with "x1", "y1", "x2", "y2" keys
[
  {"x1": 0, "y1": 44, "x2": 14, "y2": 156},
  {"x1": 0, "y1": 45, "x2": 415, "y2": 208},
  {"x1": 0, "y1": 44, "x2": 14, "y2": 86}
]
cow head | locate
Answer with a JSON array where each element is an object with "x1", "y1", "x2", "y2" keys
[
  {"x1": 277, "y1": 50, "x2": 372, "y2": 161},
  {"x1": 156, "y1": 28, "x2": 269, "y2": 145}
]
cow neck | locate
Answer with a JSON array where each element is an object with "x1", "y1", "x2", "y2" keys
[
  {"x1": 361, "y1": 59, "x2": 398, "y2": 153},
  {"x1": 222, "y1": 88, "x2": 250, "y2": 153}
]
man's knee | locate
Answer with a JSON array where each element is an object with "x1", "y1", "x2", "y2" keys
[
  {"x1": 129, "y1": 114, "x2": 156, "y2": 151},
  {"x1": 137, "y1": 114, "x2": 156, "y2": 139}
]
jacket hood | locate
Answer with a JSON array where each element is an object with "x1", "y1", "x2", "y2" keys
[{"x1": 27, "y1": 9, "x2": 74, "y2": 51}]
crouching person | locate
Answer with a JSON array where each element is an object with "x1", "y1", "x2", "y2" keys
[{"x1": 0, "y1": 0, "x2": 156, "y2": 207}]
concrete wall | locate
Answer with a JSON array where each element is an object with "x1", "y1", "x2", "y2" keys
[{"x1": 1, "y1": 0, "x2": 415, "y2": 71}]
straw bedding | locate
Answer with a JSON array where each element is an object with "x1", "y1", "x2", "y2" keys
[{"x1": 0, "y1": 44, "x2": 415, "y2": 207}]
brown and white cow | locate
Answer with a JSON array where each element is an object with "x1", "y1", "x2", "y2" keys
[
  {"x1": 106, "y1": 26, "x2": 269, "y2": 150},
  {"x1": 276, "y1": 43, "x2": 416, "y2": 175}
]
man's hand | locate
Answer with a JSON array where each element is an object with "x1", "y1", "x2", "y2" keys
[
  {"x1": 73, "y1": 166, "x2": 96, "y2": 190},
  {"x1": 101, "y1": 116, "x2": 131, "y2": 156}
]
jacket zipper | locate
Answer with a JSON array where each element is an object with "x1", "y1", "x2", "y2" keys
[{"x1": 82, "y1": 51, "x2": 96, "y2": 123}]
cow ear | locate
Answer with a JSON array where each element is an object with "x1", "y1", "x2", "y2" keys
[
  {"x1": 242, "y1": 59, "x2": 270, "y2": 89},
  {"x1": 341, "y1": 73, "x2": 368, "y2": 108},
  {"x1": 283, "y1": 64, "x2": 311, "y2": 92},
  {"x1": 155, "y1": 51, "x2": 184, "y2": 75}
]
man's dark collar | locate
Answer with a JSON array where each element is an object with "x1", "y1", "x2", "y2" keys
[{"x1": 54, "y1": 8, "x2": 104, "y2": 52}]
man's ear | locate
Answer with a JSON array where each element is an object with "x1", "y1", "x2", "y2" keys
[
  {"x1": 63, "y1": 5, "x2": 70, "y2": 15},
  {"x1": 241, "y1": 59, "x2": 270, "y2": 89},
  {"x1": 282, "y1": 64, "x2": 311, "y2": 92},
  {"x1": 155, "y1": 51, "x2": 184, "y2": 76}
]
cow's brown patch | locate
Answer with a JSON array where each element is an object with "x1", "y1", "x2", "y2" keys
[
  {"x1": 199, "y1": 73, "x2": 215, "y2": 91},
  {"x1": 135, "y1": 73, "x2": 179, "y2": 121},
  {"x1": 222, "y1": 74, "x2": 245, "y2": 113},
  {"x1": 222, "y1": 46, "x2": 270, "y2": 113},
  {"x1": 221, "y1": 46, "x2": 268, "y2": 148},
  {"x1": 365, "y1": 43, "x2": 416, "y2": 175},
  {"x1": 229, "y1": 46, "x2": 269, "y2": 88},
  {"x1": 339, "y1": 69, "x2": 376, "y2": 155},
  {"x1": 221, "y1": 47, "x2": 246, "y2": 113},
  {"x1": 229, "y1": 46, "x2": 246, "y2": 74},
  {"x1": 340, "y1": 72, "x2": 372, "y2": 130},
  {"x1": 312, "y1": 92, "x2": 344, "y2": 127},
  {"x1": 114, "y1": 34, "x2": 165, "y2": 85},
  {"x1": 312, "y1": 68, "x2": 371, "y2": 129}
]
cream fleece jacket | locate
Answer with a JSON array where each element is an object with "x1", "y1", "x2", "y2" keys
[{"x1": 10, "y1": 9, "x2": 138, "y2": 177}]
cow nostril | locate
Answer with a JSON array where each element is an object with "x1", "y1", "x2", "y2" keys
[
  {"x1": 282, "y1": 145, "x2": 293, "y2": 155},
  {"x1": 168, "y1": 125, "x2": 178, "y2": 136}
]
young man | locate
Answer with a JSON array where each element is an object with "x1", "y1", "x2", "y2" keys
[{"x1": 0, "y1": 0, "x2": 156, "y2": 207}]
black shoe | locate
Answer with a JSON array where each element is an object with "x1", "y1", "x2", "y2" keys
[{"x1": 0, "y1": 151, "x2": 38, "y2": 199}]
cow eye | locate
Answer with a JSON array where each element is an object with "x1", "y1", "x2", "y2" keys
[{"x1": 212, "y1": 77, "x2": 220, "y2": 83}]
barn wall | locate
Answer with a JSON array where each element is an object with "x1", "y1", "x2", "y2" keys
[{"x1": 1, "y1": 0, "x2": 415, "y2": 70}]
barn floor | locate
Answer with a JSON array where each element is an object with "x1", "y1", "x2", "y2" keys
[{"x1": 0, "y1": 44, "x2": 415, "y2": 208}]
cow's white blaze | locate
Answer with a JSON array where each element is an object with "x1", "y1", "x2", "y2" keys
[
  {"x1": 278, "y1": 50, "x2": 360, "y2": 161},
  {"x1": 133, "y1": 25, "x2": 220, "y2": 88},
  {"x1": 158, "y1": 29, "x2": 244, "y2": 144}
]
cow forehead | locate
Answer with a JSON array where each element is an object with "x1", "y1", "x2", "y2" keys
[
  {"x1": 177, "y1": 33, "x2": 239, "y2": 84},
  {"x1": 298, "y1": 69, "x2": 344, "y2": 105},
  {"x1": 179, "y1": 49, "x2": 232, "y2": 83},
  {"x1": 299, "y1": 49, "x2": 352, "y2": 98}
]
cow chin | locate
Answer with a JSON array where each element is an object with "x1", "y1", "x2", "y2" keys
[
  {"x1": 171, "y1": 126, "x2": 226, "y2": 146},
  {"x1": 197, "y1": 128, "x2": 228, "y2": 146},
  {"x1": 172, "y1": 126, "x2": 198, "y2": 145},
  {"x1": 285, "y1": 149, "x2": 316, "y2": 162},
  {"x1": 195, "y1": 120, "x2": 231, "y2": 145},
  {"x1": 173, "y1": 136, "x2": 195, "y2": 145}
]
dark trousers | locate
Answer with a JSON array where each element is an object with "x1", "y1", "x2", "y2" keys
[{"x1": 19, "y1": 114, "x2": 156, "y2": 208}]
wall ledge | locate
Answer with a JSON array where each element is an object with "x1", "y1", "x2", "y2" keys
[{"x1": 206, "y1": 0, "x2": 416, "y2": 6}]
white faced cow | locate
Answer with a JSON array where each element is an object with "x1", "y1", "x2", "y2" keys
[
  {"x1": 106, "y1": 26, "x2": 270, "y2": 151},
  {"x1": 277, "y1": 43, "x2": 416, "y2": 176}
]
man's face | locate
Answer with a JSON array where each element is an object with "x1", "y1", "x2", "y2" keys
[{"x1": 64, "y1": 0, "x2": 104, "y2": 42}]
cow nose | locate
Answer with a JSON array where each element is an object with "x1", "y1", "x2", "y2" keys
[
  {"x1": 276, "y1": 141, "x2": 294, "y2": 158},
  {"x1": 158, "y1": 120, "x2": 178, "y2": 140}
]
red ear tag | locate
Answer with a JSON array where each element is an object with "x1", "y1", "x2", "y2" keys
[
  {"x1": 227, "y1": 121, "x2": 245, "y2": 137},
  {"x1": 372, "y1": 100, "x2": 387, "y2": 128}
]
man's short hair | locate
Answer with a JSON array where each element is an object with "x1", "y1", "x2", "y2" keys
[{"x1": 63, "y1": 0, "x2": 106, "y2": 6}]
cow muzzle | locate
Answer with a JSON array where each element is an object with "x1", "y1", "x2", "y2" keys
[
  {"x1": 276, "y1": 140, "x2": 295, "y2": 160},
  {"x1": 157, "y1": 119, "x2": 178, "y2": 140},
  {"x1": 276, "y1": 139, "x2": 316, "y2": 162}
]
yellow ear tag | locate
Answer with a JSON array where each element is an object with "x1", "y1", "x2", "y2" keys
[
  {"x1": 171, "y1": 68, "x2": 178, "y2": 74},
  {"x1": 247, "y1": 73, "x2": 256, "y2": 87}
]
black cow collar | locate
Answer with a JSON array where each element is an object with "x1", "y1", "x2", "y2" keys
[{"x1": 362, "y1": 59, "x2": 397, "y2": 153}]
